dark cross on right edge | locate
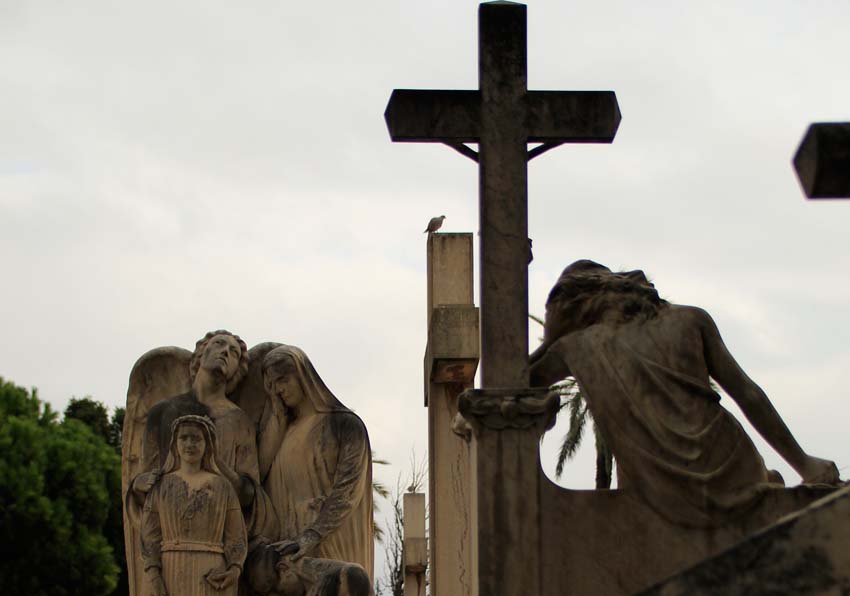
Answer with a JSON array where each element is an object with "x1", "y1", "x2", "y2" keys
[
  {"x1": 385, "y1": 1, "x2": 620, "y2": 390},
  {"x1": 794, "y1": 123, "x2": 850, "y2": 198}
]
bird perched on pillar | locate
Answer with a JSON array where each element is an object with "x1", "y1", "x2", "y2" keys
[{"x1": 424, "y1": 215, "x2": 446, "y2": 234}]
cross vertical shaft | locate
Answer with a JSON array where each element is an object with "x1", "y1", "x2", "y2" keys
[{"x1": 478, "y1": 2, "x2": 529, "y2": 388}]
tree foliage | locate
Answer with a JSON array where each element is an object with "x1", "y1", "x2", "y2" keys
[{"x1": 0, "y1": 377, "x2": 123, "y2": 596}]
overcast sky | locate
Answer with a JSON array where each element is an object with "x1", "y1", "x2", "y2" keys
[{"x1": 2, "y1": 0, "x2": 849, "y2": 580}]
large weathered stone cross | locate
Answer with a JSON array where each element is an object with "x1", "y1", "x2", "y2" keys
[{"x1": 385, "y1": 1, "x2": 620, "y2": 389}]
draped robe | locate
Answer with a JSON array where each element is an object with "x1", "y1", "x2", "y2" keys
[
  {"x1": 557, "y1": 306, "x2": 772, "y2": 527},
  {"x1": 142, "y1": 474, "x2": 247, "y2": 596},
  {"x1": 264, "y1": 411, "x2": 373, "y2": 577},
  {"x1": 256, "y1": 345, "x2": 374, "y2": 582}
]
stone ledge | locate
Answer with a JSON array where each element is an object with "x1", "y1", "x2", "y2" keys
[{"x1": 637, "y1": 485, "x2": 850, "y2": 596}]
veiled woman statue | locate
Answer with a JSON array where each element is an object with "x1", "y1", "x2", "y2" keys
[
  {"x1": 247, "y1": 345, "x2": 373, "y2": 596},
  {"x1": 529, "y1": 260, "x2": 841, "y2": 527},
  {"x1": 141, "y1": 415, "x2": 247, "y2": 596}
]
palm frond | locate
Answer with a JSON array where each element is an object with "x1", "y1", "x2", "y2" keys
[
  {"x1": 373, "y1": 480, "x2": 391, "y2": 501},
  {"x1": 555, "y1": 394, "x2": 588, "y2": 478}
]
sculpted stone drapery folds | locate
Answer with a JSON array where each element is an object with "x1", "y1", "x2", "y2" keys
[
  {"x1": 247, "y1": 345, "x2": 373, "y2": 596},
  {"x1": 529, "y1": 260, "x2": 841, "y2": 528},
  {"x1": 141, "y1": 415, "x2": 247, "y2": 596},
  {"x1": 122, "y1": 333, "x2": 374, "y2": 596}
]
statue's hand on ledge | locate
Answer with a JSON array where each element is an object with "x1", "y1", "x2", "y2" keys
[{"x1": 799, "y1": 455, "x2": 841, "y2": 485}]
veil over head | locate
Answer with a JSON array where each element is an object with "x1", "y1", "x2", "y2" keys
[
  {"x1": 262, "y1": 344, "x2": 349, "y2": 414},
  {"x1": 162, "y1": 414, "x2": 223, "y2": 476},
  {"x1": 258, "y1": 345, "x2": 350, "y2": 479}
]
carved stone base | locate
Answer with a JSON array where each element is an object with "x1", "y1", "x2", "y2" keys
[{"x1": 457, "y1": 387, "x2": 559, "y2": 437}]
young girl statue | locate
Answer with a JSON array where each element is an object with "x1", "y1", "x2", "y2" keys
[{"x1": 141, "y1": 415, "x2": 248, "y2": 596}]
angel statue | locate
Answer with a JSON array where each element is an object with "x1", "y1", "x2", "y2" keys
[
  {"x1": 141, "y1": 415, "x2": 247, "y2": 596},
  {"x1": 123, "y1": 330, "x2": 283, "y2": 596},
  {"x1": 529, "y1": 260, "x2": 841, "y2": 528},
  {"x1": 246, "y1": 345, "x2": 373, "y2": 596}
]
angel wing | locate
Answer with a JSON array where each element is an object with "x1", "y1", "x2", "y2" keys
[{"x1": 122, "y1": 346, "x2": 192, "y2": 596}]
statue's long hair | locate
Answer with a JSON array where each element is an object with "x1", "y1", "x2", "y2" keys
[
  {"x1": 543, "y1": 260, "x2": 668, "y2": 343},
  {"x1": 188, "y1": 330, "x2": 249, "y2": 395}
]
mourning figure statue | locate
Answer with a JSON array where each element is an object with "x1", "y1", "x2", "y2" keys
[
  {"x1": 529, "y1": 260, "x2": 841, "y2": 527},
  {"x1": 141, "y1": 415, "x2": 247, "y2": 596},
  {"x1": 247, "y1": 345, "x2": 373, "y2": 596}
]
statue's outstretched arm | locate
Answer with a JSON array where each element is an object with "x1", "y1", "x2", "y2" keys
[
  {"x1": 697, "y1": 307, "x2": 839, "y2": 484},
  {"x1": 530, "y1": 337, "x2": 573, "y2": 387}
]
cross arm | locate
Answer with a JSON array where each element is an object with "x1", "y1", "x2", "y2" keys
[
  {"x1": 526, "y1": 91, "x2": 621, "y2": 143},
  {"x1": 384, "y1": 89, "x2": 481, "y2": 142},
  {"x1": 794, "y1": 122, "x2": 850, "y2": 199}
]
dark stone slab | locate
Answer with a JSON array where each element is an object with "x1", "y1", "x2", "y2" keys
[
  {"x1": 793, "y1": 122, "x2": 850, "y2": 199},
  {"x1": 637, "y1": 485, "x2": 850, "y2": 596}
]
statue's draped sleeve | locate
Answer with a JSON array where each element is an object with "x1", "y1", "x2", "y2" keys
[
  {"x1": 307, "y1": 414, "x2": 371, "y2": 540},
  {"x1": 140, "y1": 484, "x2": 163, "y2": 572},
  {"x1": 224, "y1": 485, "x2": 248, "y2": 570}
]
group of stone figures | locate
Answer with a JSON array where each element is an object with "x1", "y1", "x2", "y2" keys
[{"x1": 121, "y1": 337, "x2": 373, "y2": 596}]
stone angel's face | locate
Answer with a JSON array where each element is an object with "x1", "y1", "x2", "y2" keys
[
  {"x1": 176, "y1": 423, "x2": 206, "y2": 465},
  {"x1": 201, "y1": 334, "x2": 242, "y2": 380},
  {"x1": 266, "y1": 357, "x2": 305, "y2": 410}
]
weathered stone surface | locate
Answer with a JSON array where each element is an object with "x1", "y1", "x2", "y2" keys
[
  {"x1": 424, "y1": 232, "x2": 478, "y2": 596},
  {"x1": 531, "y1": 261, "x2": 840, "y2": 528},
  {"x1": 426, "y1": 232, "x2": 473, "y2": 326},
  {"x1": 425, "y1": 305, "x2": 480, "y2": 385},
  {"x1": 140, "y1": 415, "x2": 246, "y2": 596},
  {"x1": 403, "y1": 492, "x2": 427, "y2": 596},
  {"x1": 639, "y1": 486, "x2": 850, "y2": 596},
  {"x1": 457, "y1": 382, "x2": 838, "y2": 596},
  {"x1": 794, "y1": 122, "x2": 850, "y2": 198},
  {"x1": 513, "y1": 261, "x2": 843, "y2": 595},
  {"x1": 123, "y1": 333, "x2": 374, "y2": 596}
]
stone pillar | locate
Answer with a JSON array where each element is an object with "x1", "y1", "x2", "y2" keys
[
  {"x1": 459, "y1": 387, "x2": 559, "y2": 596},
  {"x1": 403, "y1": 492, "x2": 427, "y2": 596},
  {"x1": 424, "y1": 233, "x2": 479, "y2": 596}
]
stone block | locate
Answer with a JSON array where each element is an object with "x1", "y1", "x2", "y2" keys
[
  {"x1": 424, "y1": 305, "x2": 480, "y2": 403},
  {"x1": 639, "y1": 485, "x2": 850, "y2": 595},
  {"x1": 427, "y1": 233, "x2": 474, "y2": 320},
  {"x1": 794, "y1": 122, "x2": 850, "y2": 198}
]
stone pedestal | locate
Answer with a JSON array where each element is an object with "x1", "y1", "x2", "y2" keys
[
  {"x1": 459, "y1": 387, "x2": 559, "y2": 596},
  {"x1": 424, "y1": 233, "x2": 479, "y2": 596}
]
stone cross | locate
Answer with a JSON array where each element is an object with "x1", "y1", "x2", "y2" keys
[
  {"x1": 385, "y1": 1, "x2": 620, "y2": 389},
  {"x1": 794, "y1": 122, "x2": 850, "y2": 198}
]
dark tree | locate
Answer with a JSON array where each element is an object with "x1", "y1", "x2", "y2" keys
[
  {"x1": 0, "y1": 377, "x2": 122, "y2": 596},
  {"x1": 64, "y1": 396, "x2": 110, "y2": 441}
]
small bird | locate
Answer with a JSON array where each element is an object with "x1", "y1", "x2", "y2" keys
[{"x1": 424, "y1": 215, "x2": 446, "y2": 234}]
